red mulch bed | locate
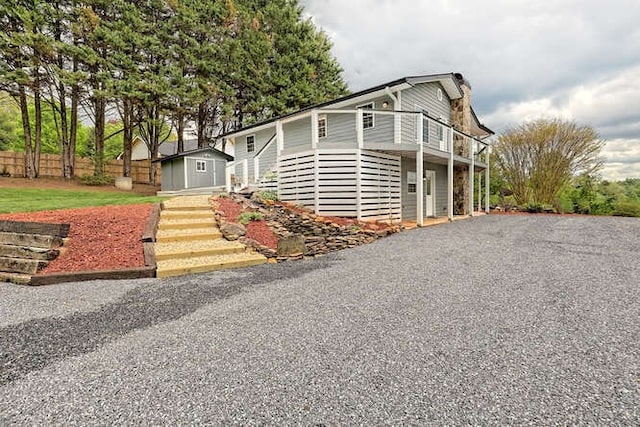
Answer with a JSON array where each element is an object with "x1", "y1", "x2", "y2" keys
[
  {"x1": 0, "y1": 204, "x2": 153, "y2": 274},
  {"x1": 216, "y1": 198, "x2": 278, "y2": 250}
]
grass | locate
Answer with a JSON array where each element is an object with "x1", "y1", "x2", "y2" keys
[{"x1": 0, "y1": 188, "x2": 166, "y2": 214}]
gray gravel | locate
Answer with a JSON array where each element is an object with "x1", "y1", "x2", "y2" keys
[{"x1": 0, "y1": 215, "x2": 638, "y2": 424}]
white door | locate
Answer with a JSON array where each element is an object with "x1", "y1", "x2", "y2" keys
[{"x1": 424, "y1": 170, "x2": 435, "y2": 217}]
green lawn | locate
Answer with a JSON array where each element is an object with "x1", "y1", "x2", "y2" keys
[{"x1": 0, "y1": 188, "x2": 166, "y2": 214}]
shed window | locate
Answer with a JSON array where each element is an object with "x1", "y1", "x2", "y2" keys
[
  {"x1": 196, "y1": 160, "x2": 206, "y2": 172},
  {"x1": 357, "y1": 102, "x2": 374, "y2": 129},
  {"x1": 247, "y1": 135, "x2": 255, "y2": 153},
  {"x1": 318, "y1": 115, "x2": 327, "y2": 138}
]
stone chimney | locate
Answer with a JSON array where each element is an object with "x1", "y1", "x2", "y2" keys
[{"x1": 450, "y1": 73, "x2": 471, "y2": 215}]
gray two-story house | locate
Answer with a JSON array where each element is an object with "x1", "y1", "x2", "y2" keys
[{"x1": 222, "y1": 72, "x2": 493, "y2": 225}]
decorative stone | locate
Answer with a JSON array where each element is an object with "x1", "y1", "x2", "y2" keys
[
  {"x1": 220, "y1": 222, "x2": 246, "y2": 241},
  {"x1": 277, "y1": 234, "x2": 306, "y2": 257}
]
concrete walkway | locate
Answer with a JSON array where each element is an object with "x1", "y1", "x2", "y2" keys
[{"x1": 0, "y1": 214, "x2": 638, "y2": 424}]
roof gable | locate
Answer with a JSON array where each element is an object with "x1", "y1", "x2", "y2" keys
[{"x1": 153, "y1": 147, "x2": 234, "y2": 163}]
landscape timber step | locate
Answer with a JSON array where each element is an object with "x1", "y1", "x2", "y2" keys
[
  {"x1": 0, "y1": 220, "x2": 70, "y2": 237},
  {"x1": 0, "y1": 256, "x2": 48, "y2": 275},
  {"x1": 156, "y1": 217, "x2": 217, "y2": 231},
  {"x1": 156, "y1": 251, "x2": 267, "y2": 278},
  {"x1": 0, "y1": 232, "x2": 62, "y2": 248},
  {"x1": 155, "y1": 227, "x2": 223, "y2": 243},
  {"x1": 0, "y1": 244, "x2": 59, "y2": 260},
  {"x1": 160, "y1": 210, "x2": 213, "y2": 220},
  {"x1": 154, "y1": 239, "x2": 246, "y2": 261},
  {"x1": 162, "y1": 195, "x2": 213, "y2": 211},
  {"x1": 0, "y1": 271, "x2": 31, "y2": 285}
]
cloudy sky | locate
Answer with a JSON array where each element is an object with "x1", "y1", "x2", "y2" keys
[{"x1": 299, "y1": 0, "x2": 640, "y2": 180}]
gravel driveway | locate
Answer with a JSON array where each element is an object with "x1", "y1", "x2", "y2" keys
[{"x1": 0, "y1": 215, "x2": 638, "y2": 424}]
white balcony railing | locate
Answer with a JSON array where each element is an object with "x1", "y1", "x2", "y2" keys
[{"x1": 317, "y1": 109, "x2": 489, "y2": 164}]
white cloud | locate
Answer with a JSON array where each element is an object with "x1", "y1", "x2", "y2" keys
[{"x1": 300, "y1": 0, "x2": 640, "y2": 178}]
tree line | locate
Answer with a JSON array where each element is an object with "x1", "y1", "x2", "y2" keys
[
  {"x1": 490, "y1": 118, "x2": 640, "y2": 217},
  {"x1": 0, "y1": 0, "x2": 348, "y2": 183}
]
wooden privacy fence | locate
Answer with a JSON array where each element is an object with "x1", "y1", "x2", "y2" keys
[{"x1": 0, "y1": 151, "x2": 158, "y2": 184}]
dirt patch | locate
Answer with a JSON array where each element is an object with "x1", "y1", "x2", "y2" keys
[
  {"x1": 0, "y1": 176, "x2": 159, "y2": 196},
  {"x1": 0, "y1": 204, "x2": 153, "y2": 273}
]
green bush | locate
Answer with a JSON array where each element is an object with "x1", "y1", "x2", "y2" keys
[
  {"x1": 612, "y1": 201, "x2": 640, "y2": 217},
  {"x1": 259, "y1": 190, "x2": 278, "y2": 201},
  {"x1": 79, "y1": 173, "x2": 114, "y2": 186},
  {"x1": 238, "y1": 211, "x2": 263, "y2": 225}
]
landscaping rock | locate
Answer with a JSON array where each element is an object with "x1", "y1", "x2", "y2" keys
[
  {"x1": 224, "y1": 192, "x2": 400, "y2": 260},
  {"x1": 220, "y1": 222, "x2": 246, "y2": 241},
  {"x1": 277, "y1": 234, "x2": 306, "y2": 257}
]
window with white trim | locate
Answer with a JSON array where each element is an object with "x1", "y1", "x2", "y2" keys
[
  {"x1": 357, "y1": 102, "x2": 374, "y2": 129},
  {"x1": 318, "y1": 115, "x2": 327, "y2": 138},
  {"x1": 407, "y1": 171, "x2": 416, "y2": 194},
  {"x1": 246, "y1": 135, "x2": 255, "y2": 153},
  {"x1": 195, "y1": 160, "x2": 206, "y2": 172}
]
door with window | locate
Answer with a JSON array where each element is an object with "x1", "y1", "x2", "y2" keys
[{"x1": 424, "y1": 170, "x2": 435, "y2": 217}]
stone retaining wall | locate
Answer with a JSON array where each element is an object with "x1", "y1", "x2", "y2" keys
[{"x1": 216, "y1": 193, "x2": 400, "y2": 261}]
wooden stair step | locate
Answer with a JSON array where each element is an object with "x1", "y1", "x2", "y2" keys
[
  {"x1": 154, "y1": 239, "x2": 246, "y2": 261},
  {"x1": 0, "y1": 271, "x2": 32, "y2": 285},
  {"x1": 156, "y1": 252, "x2": 267, "y2": 278},
  {"x1": 157, "y1": 217, "x2": 217, "y2": 230},
  {"x1": 0, "y1": 232, "x2": 61, "y2": 249},
  {"x1": 0, "y1": 244, "x2": 59, "y2": 260},
  {"x1": 160, "y1": 210, "x2": 213, "y2": 220},
  {"x1": 0, "y1": 256, "x2": 48, "y2": 275},
  {"x1": 155, "y1": 227, "x2": 222, "y2": 243},
  {"x1": 162, "y1": 195, "x2": 212, "y2": 211}
]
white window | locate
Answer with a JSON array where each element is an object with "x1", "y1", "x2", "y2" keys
[
  {"x1": 437, "y1": 88, "x2": 443, "y2": 101},
  {"x1": 318, "y1": 115, "x2": 327, "y2": 138},
  {"x1": 407, "y1": 171, "x2": 416, "y2": 194},
  {"x1": 195, "y1": 160, "x2": 206, "y2": 172},
  {"x1": 357, "y1": 102, "x2": 374, "y2": 129},
  {"x1": 246, "y1": 135, "x2": 255, "y2": 153}
]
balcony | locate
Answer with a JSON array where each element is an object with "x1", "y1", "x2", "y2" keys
[{"x1": 315, "y1": 109, "x2": 490, "y2": 170}]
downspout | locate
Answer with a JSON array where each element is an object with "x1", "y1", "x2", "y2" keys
[{"x1": 385, "y1": 87, "x2": 402, "y2": 145}]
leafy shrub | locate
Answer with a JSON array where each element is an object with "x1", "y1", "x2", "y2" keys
[
  {"x1": 80, "y1": 173, "x2": 114, "y2": 186},
  {"x1": 612, "y1": 201, "x2": 640, "y2": 217},
  {"x1": 259, "y1": 190, "x2": 278, "y2": 201},
  {"x1": 238, "y1": 211, "x2": 263, "y2": 225},
  {"x1": 217, "y1": 192, "x2": 228, "y2": 198}
]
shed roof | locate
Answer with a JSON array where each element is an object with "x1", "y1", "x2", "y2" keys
[{"x1": 153, "y1": 146, "x2": 233, "y2": 163}]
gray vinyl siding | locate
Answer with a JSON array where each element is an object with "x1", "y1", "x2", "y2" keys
[
  {"x1": 401, "y1": 82, "x2": 451, "y2": 147},
  {"x1": 258, "y1": 138, "x2": 277, "y2": 178},
  {"x1": 186, "y1": 157, "x2": 215, "y2": 188},
  {"x1": 318, "y1": 94, "x2": 396, "y2": 148},
  {"x1": 401, "y1": 157, "x2": 449, "y2": 220},
  {"x1": 401, "y1": 157, "x2": 417, "y2": 220},
  {"x1": 234, "y1": 128, "x2": 276, "y2": 181},
  {"x1": 430, "y1": 163, "x2": 449, "y2": 217},
  {"x1": 320, "y1": 112, "x2": 356, "y2": 145},
  {"x1": 283, "y1": 119, "x2": 311, "y2": 154},
  {"x1": 160, "y1": 160, "x2": 185, "y2": 191}
]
